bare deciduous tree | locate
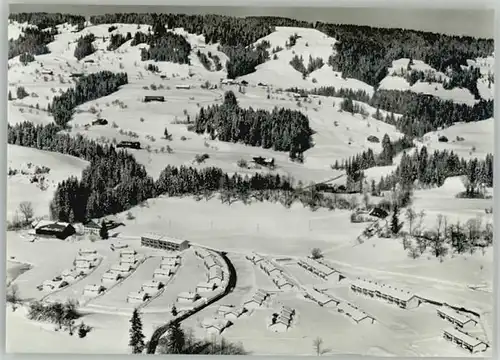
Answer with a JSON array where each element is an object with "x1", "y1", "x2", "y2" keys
[
  {"x1": 408, "y1": 245, "x2": 420, "y2": 259},
  {"x1": 19, "y1": 201, "x2": 34, "y2": 223},
  {"x1": 405, "y1": 208, "x2": 417, "y2": 236},
  {"x1": 313, "y1": 337, "x2": 323, "y2": 356},
  {"x1": 6, "y1": 284, "x2": 21, "y2": 311}
]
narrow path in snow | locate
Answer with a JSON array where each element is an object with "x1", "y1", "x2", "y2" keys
[{"x1": 321, "y1": 259, "x2": 470, "y2": 290}]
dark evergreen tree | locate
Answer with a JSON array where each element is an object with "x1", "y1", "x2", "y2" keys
[
  {"x1": 391, "y1": 204, "x2": 400, "y2": 235},
  {"x1": 166, "y1": 322, "x2": 185, "y2": 354},
  {"x1": 74, "y1": 34, "x2": 96, "y2": 60},
  {"x1": 129, "y1": 309, "x2": 145, "y2": 354},
  {"x1": 99, "y1": 220, "x2": 109, "y2": 240}
]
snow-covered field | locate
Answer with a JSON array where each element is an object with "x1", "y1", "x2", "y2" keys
[
  {"x1": 418, "y1": 118, "x2": 494, "y2": 160},
  {"x1": 7, "y1": 144, "x2": 89, "y2": 222},
  {"x1": 6, "y1": 20, "x2": 494, "y2": 357}
]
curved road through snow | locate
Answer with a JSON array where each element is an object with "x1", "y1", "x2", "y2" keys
[{"x1": 145, "y1": 250, "x2": 237, "y2": 354}]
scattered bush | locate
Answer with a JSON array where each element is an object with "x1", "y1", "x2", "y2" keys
[
  {"x1": 194, "y1": 153, "x2": 210, "y2": 164},
  {"x1": 367, "y1": 135, "x2": 380, "y2": 143}
]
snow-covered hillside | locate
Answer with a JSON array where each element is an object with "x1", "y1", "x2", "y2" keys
[
  {"x1": 378, "y1": 58, "x2": 493, "y2": 105},
  {"x1": 6, "y1": 19, "x2": 494, "y2": 358}
]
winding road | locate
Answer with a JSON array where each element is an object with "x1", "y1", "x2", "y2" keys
[{"x1": 145, "y1": 249, "x2": 237, "y2": 354}]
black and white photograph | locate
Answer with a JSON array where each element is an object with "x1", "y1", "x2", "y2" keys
[{"x1": 5, "y1": 4, "x2": 495, "y2": 356}]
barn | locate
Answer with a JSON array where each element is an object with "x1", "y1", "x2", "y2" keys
[
  {"x1": 144, "y1": 95, "x2": 165, "y2": 102},
  {"x1": 35, "y1": 222, "x2": 76, "y2": 240}
]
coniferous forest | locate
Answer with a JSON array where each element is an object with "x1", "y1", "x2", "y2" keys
[
  {"x1": 50, "y1": 71, "x2": 128, "y2": 126},
  {"x1": 7, "y1": 12, "x2": 495, "y2": 221},
  {"x1": 194, "y1": 91, "x2": 314, "y2": 159},
  {"x1": 74, "y1": 34, "x2": 96, "y2": 60}
]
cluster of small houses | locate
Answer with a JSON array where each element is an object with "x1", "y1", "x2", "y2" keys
[
  {"x1": 269, "y1": 305, "x2": 296, "y2": 332},
  {"x1": 194, "y1": 247, "x2": 229, "y2": 295},
  {"x1": 438, "y1": 305, "x2": 488, "y2": 353},
  {"x1": 303, "y1": 285, "x2": 376, "y2": 325},
  {"x1": 349, "y1": 278, "x2": 489, "y2": 353},
  {"x1": 38, "y1": 248, "x2": 101, "y2": 291},
  {"x1": 202, "y1": 304, "x2": 248, "y2": 335},
  {"x1": 242, "y1": 289, "x2": 271, "y2": 310},
  {"x1": 82, "y1": 248, "x2": 139, "y2": 299},
  {"x1": 126, "y1": 252, "x2": 181, "y2": 304},
  {"x1": 246, "y1": 253, "x2": 294, "y2": 291}
]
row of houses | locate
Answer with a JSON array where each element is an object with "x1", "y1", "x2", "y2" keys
[
  {"x1": 443, "y1": 328, "x2": 488, "y2": 354},
  {"x1": 243, "y1": 289, "x2": 270, "y2": 309},
  {"x1": 245, "y1": 252, "x2": 263, "y2": 265},
  {"x1": 255, "y1": 257, "x2": 294, "y2": 291},
  {"x1": 336, "y1": 302, "x2": 376, "y2": 324},
  {"x1": 152, "y1": 253, "x2": 181, "y2": 280},
  {"x1": 128, "y1": 279, "x2": 165, "y2": 304},
  {"x1": 177, "y1": 291, "x2": 201, "y2": 303},
  {"x1": 303, "y1": 286, "x2": 338, "y2": 307},
  {"x1": 259, "y1": 259, "x2": 281, "y2": 276},
  {"x1": 217, "y1": 304, "x2": 247, "y2": 321},
  {"x1": 350, "y1": 278, "x2": 420, "y2": 310},
  {"x1": 195, "y1": 247, "x2": 228, "y2": 292},
  {"x1": 437, "y1": 305, "x2": 477, "y2": 329},
  {"x1": 202, "y1": 318, "x2": 233, "y2": 335},
  {"x1": 270, "y1": 272, "x2": 294, "y2": 290},
  {"x1": 297, "y1": 257, "x2": 339, "y2": 280},
  {"x1": 101, "y1": 249, "x2": 140, "y2": 286},
  {"x1": 305, "y1": 286, "x2": 376, "y2": 324},
  {"x1": 75, "y1": 248, "x2": 101, "y2": 271},
  {"x1": 269, "y1": 305, "x2": 296, "y2": 332}
]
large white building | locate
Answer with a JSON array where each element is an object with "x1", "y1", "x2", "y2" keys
[
  {"x1": 141, "y1": 233, "x2": 190, "y2": 251},
  {"x1": 350, "y1": 278, "x2": 420, "y2": 309}
]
